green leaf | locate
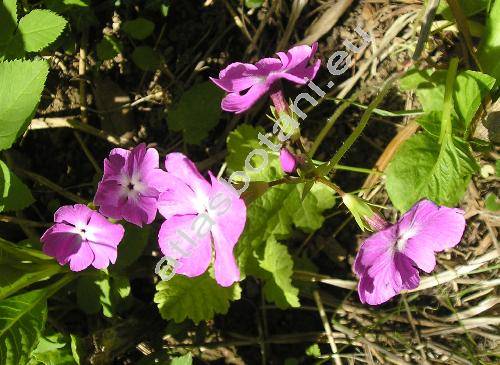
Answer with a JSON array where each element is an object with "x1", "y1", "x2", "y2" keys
[
  {"x1": 0, "y1": 289, "x2": 48, "y2": 365},
  {"x1": 171, "y1": 354, "x2": 193, "y2": 365},
  {"x1": 131, "y1": 46, "x2": 160, "y2": 71},
  {"x1": 245, "y1": 0, "x2": 264, "y2": 8},
  {"x1": 0, "y1": 59, "x2": 49, "y2": 150},
  {"x1": 484, "y1": 193, "x2": 500, "y2": 211},
  {"x1": 28, "y1": 332, "x2": 77, "y2": 365},
  {"x1": 17, "y1": 9, "x2": 67, "y2": 52},
  {"x1": 0, "y1": 0, "x2": 17, "y2": 46},
  {"x1": 168, "y1": 82, "x2": 224, "y2": 145},
  {"x1": 76, "y1": 272, "x2": 131, "y2": 317},
  {"x1": 227, "y1": 123, "x2": 335, "y2": 246},
  {"x1": 386, "y1": 133, "x2": 477, "y2": 212},
  {"x1": 256, "y1": 237, "x2": 299, "y2": 308},
  {"x1": 479, "y1": 0, "x2": 500, "y2": 81},
  {"x1": 122, "y1": 18, "x2": 155, "y2": 40},
  {"x1": 0, "y1": 237, "x2": 58, "y2": 302},
  {"x1": 0, "y1": 160, "x2": 34, "y2": 212},
  {"x1": 113, "y1": 223, "x2": 150, "y2": 270},
  {"x1": 96, "y1": 35, "x2": 122, "y2": 61},
  {"x1": 453, "y1": 71, "x2": 496, "y2": 127},
  {"x1": 154, "y1": 272, "x2": 241, "y2": 324}
]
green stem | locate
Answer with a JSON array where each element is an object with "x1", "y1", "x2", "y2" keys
[
  {"x1": 316, "y1": 177, "x2": 345, "y2": 196},
  {"x1": 322, "y1": 74, "x2": 400, "y2": 176},
  {"x1": 310, "y1": 91, "x2": 360, "y2": 157},
  {"x1": 440, "y1": 57, "x2": 459, "y2": 144}
]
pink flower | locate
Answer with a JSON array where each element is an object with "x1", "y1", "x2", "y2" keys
[
  {"x1": 157, "y1": 153, "x2": 247, "y2": 287},
  {"x1": 210, "y1": 43, "x2": 321, "y2": 113},
  {"x1": 279, "y1": 148, "x2": 298, "y2": 173},
  {"x1": 94, "y1": 143, "x2": 169, "y2": 227},
  {"x1": 354, "y1": 200, "x2": 466, "y2": 305},
  {"x1": 41, "y1": 204, "x2": 125, "y2": 271}
]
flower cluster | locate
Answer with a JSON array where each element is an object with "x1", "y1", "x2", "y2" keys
[
  {"x1": 41, "y1": 144, "x2": 246, "y2": 287},
  {"x1": 41, "y1": 42, "x2": 468, "y2": 305}
]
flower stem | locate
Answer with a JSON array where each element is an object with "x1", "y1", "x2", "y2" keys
[
  {"x1": 322, "y1": 74, "x2": 399, "y2": 176},
  {"x1": 310, "y1": 90, "x2": 360, "y2": 157},
  {"x1": 316, "y1": 177, "x2": 345, "y2": 196},
  {"x1": 440, "y1": 57, "x2": 459, "y2": 144}
]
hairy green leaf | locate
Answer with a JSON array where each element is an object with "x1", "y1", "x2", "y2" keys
[
  {"x1": 154, "y1": 272, "x2": 241, "y2": 324},
  {"x1": 0, "y1": 160, "x2": 34, "y2": 212},
  {"x1": 386, "y1": 133, "x2": 477, "y2": 212},
  {"x1": 171, "y1": 354, "x2": 193, "y2": 365},
  {"x1": 168, "y1": 82, "x2": 224, "y2": 145},
  {"x1": 0, "y1": 59, "x2": 49, "y2": 150},
  {"x1": 0, "y1": 289, "x2": 48, "y2": 365},
  {"x1": 17, "y1": 10, "x2": 67, "y2": 52},
  {"x1": 256, "y1": 237, "x2": 299, "y2": 308}
]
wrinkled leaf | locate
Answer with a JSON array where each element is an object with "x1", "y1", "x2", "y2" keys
[
  {"x1": 122, "y1": 18, "x2": 155, "y2": 40},
  {"x1": 154, "y1": 271, "x2": 241, "y2": 324},
  {"x1": 131, "y1": 46, "x2": 160, "y2": 71},
  {"x1": 386, "y1": 133, "x2": 477, "y2": 212},
  {"x1": 17, "y1": 10, "x2": 67, "y2": 52}
]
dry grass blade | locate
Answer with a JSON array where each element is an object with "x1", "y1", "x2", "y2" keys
[
  {"x1": 276, "y1": 0, "x2": 308, "y2": 52},
  {"x1": 412, "y1": 0, "x2": 440, "y2": 60},
  {"x1": 440, "y1": 296, "x2": 500, "y2": 323},
  {"x1": 298, "y1": 0, "x2": 354, "y2": 45}
]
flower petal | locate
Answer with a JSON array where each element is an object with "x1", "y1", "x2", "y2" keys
[
  {"x1": 158, "y1": 215, "x2": 212, "y2": 278},
  {"x1": 157, "y1": 174, "x2": 198, "y2": 219},
  {"x1": 221, "y1": 82, "x2": 269, "y2": 114},
  {"x1": 210, "y1": 62, "x2": 261, "y2": 92},
  {"x1": 41, "y1": 223, "x2": 82, "y2": 264},
  {"x1": 68, "y1": 241, "x2": 95, "y2": 272},
  {"x1": 164, "y1": 152, "x2": 212, "y2": 199},
  {"x1": 358, "y1": 252, "x2": 419, "y2": 305},
  {"x1": 54, "y1": 204, "x2": 93, "y2": 227},
  {"x1": 353, "y1": 225, "x2": 397, "y2": 277},
  {"x1": 399, "y1": 199, "x2": 466, "y2": 253},
  {"x1": 208, "y1": 172, "x2": 246, "y2": 286}
]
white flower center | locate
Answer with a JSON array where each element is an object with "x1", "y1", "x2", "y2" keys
[
  {"x1": 395, "y1": 227, "x2": 417, "y2": 252},
  {"x1": 119, "y1": 173, "x2": 146, "y2": 201}
]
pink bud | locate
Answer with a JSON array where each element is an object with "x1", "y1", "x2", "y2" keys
[
  {"x1": 279, "y1": 149, "x2": 298, "y2": 174},
  {"x1": 366, "y1": 213, "x2": 389, "y2": 231}
]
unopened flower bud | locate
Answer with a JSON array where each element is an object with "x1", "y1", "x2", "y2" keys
[
  {"x1": 279, "y1": 149, "x2": 298, "y2": 174},
  {"x1": 342, "y1": 193, "x2": 388, "y2": 232}
]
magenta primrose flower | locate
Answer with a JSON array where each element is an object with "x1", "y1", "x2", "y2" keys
[
  {"x1": 354, "y1": 200, "x2": 466, "y2": 305},
  {"x1": 210, "y1": 43, "x2": 321, "y2": 114},
  {"x1": 94, "y1": 143, "x2": 169, "y2": 227},
  {"x1": 41, "y1": 204, "x2": 125, "y2": 271},
  {"x1": 157, "y1": 153, "x2": 246, "y2": 287}
]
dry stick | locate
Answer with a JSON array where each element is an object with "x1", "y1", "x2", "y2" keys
[
  {"x1": 15, "y1": 168, "x2": 87, "y2": 204},
  {"x1": 412, "y1": 0, "x2": 440, "y2": 61},
  {"x1": 361, "y1": 121, "x2": 419, "y2": 197},
  {"x1": 401, "y1": 294, "x2": 429, "y2": 364},
  {"x1": 29, "y1": 117, "x2": 129, "y2": 147},
  {"x1": 222, "y1": 0, "x2": 252, "y2": 42},
  {"x1": 0, "y1": 215, "x2": 50, "y2": 227},
  {"x1": 78, "y1": 32, "x2": 88, "y2": 123},
  {"x1": 313, "y1": 290, "x2": 342, "y2": 365},
  {"x1": 331, "y1": 321, "x2": 410, "y2": 365},
  {"x1": 295, "y1": 249, "x2": 499, "y2": 293},
  {"x1": 73, "y1": 131, "x2": 102, "y2": 174},
  {"x1": 275, "y1": 0, "x2": 308, "y2": 52},
  {"x1": 305, "y1": 11, "x2": 417, "y2": 117},
  {"x1": 245, "y1": 0, "x2": 279, "y2": 55},
  {"x1": 297, "y1": 0, "x2": 354, "y2": 46}
]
